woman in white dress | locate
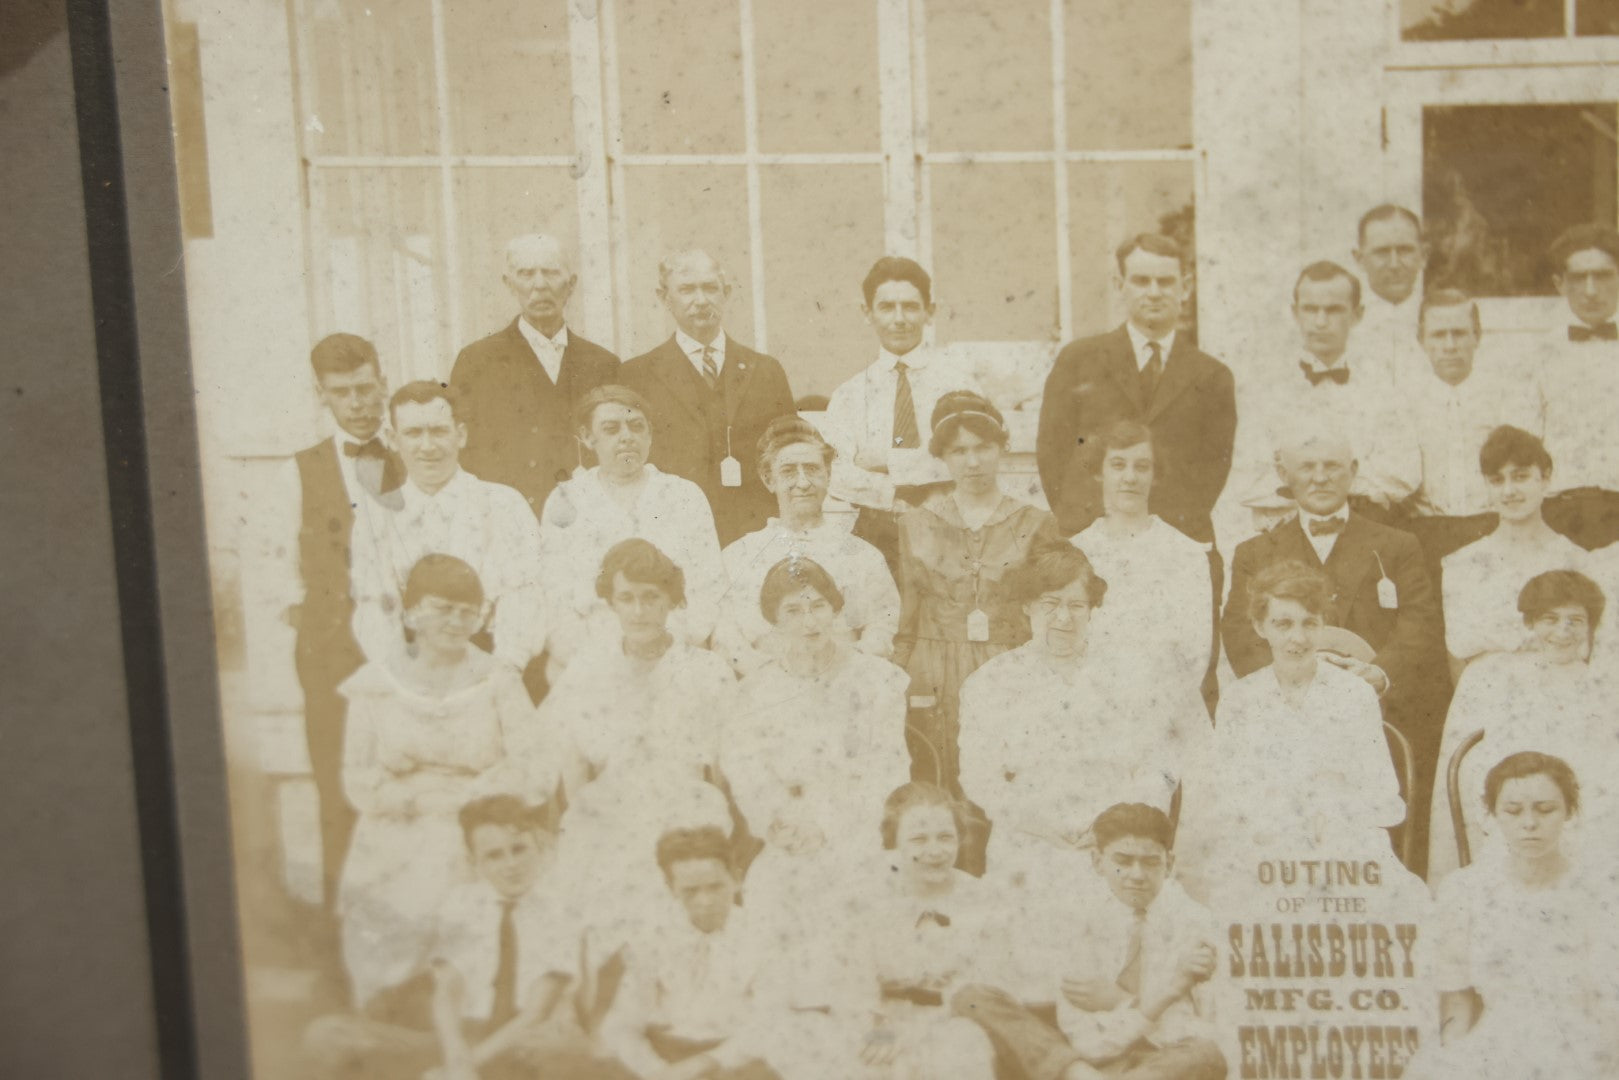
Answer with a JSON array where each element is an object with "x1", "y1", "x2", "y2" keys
[
  {"x1": 539, "y1": 385, "x2": 726, "y2": 653},
  {"x1": 338, "y1": 554, "x2": 561, "y2": 1007},
  {"x1": 1182, "y1": 559, "x2": 1406, "y2": 897},
  {"x1": 824, "y1": 782, "x2": 1003, "y2": 1080},
  {"x1": 1429, "y1": 569, "x2": 1617, "y2": 882},
  {"x1": 542, "y1": 538, "x2": 737, "y2": 945},
  {"x1": 720, "y1": 556, "x2": 911, "y2": 944},
  {"x1": 958, "y1": 544, "x2": 1209, "y2": 891},
  {"x1": 1407, "y1": 751, "x2": 1619, "y2": 1080},
  {"x1": 1069, "y1": 419, "x2": 1215, "y2": 703},
  {"x1": 1441, "y1": 426, "x2": 1586, "y2": 677},
  {"x1": 715, "y1": 415, "x2": 900, "y2": 675}
]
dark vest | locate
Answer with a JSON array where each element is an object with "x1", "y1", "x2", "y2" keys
[{"x1": 292, "y1": 439, "x2": 387, "y2": 684}]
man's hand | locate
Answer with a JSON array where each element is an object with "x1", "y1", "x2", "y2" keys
[
  {"x1": 1061, "y1": 976, "x2": 1130, "y2": 1013},
  {"x1": 1319, "y1": 652, "x2": 1389, "y2": 695},
  {"x1": 1174, "y1": 943, "x2": 1217, "y2": 988}
]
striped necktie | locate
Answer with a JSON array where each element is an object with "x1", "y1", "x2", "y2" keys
[
  {"x1": 893, "y1": 361, "x2": 920, "y2": 449},
  {"x1": 701, "y1": 345, "x2": 720, "y2": 390}
]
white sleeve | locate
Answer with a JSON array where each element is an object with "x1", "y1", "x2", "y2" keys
[
  {"x1": 821, "y1": 376, "x2": 896, "y2": 511},
  {"x1": 850, "y1": 543, "x2": 901, "y2": 657},
  {"x1": 669, "y1": 486, "x2": 726, "y2": 646},
  {"x1": 486, "y1": 489, "x2": 549, "y2": 666}
]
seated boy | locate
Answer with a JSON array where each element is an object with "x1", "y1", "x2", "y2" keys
[{"x1": 953, "y1": 803, "x2": 1226, "y2": 1079}]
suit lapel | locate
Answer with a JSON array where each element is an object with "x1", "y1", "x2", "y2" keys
[
  {"x1": 651, "y1": 338, "x2": 709, "y2": 424},
  {"x1": 1269, "y1": 517, "x2": 1324, "y2": 568},
  {"x1": 1103, "y1": 326, "x2": 1148, "y2": 414},
  {"x1": 721, "y1": 336, "x2": 759, "y2": 426},
  {"x1": 1145, "y1": 336, "x2": 1201, "y2": 421},
  {"x1": 1323, "y1": 516, "x2": 1379, "y2": 598}
]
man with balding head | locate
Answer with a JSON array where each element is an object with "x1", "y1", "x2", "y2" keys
[
  {"x1": 621, "y1": 249, "x2": 795, "y2": 544},
  {"x1": 450, "y1": 234, "x2": 621, "y2": 516},
  {"x1": 1221, "y1": 424, "x2": 1445, "y2": 871}
]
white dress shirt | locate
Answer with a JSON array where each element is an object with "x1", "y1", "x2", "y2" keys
[
  {"x1": 349, "y1": 467, "x2": 549, "y2": 666},
  {"x1": 430, "y1": 879, "x2": 577, "y2": 1022},
  {"x1": 1535, "y1": 324, "x2": 1619, "y2": 493},
  {"x1": 818, "y1": 347, "x2": 983, "y2": 510},
  {"x1": 715, "y1": 517, "x2": 901, "y2": 673},
  {"x1": 1356, "y1": 292, "x2": 1421, "y2": 389},
  {"x1": 674, "y1": 328, "x2": 726, "y2": 381},
  {"x1": 516, "y1": 318, "x2": 569, "y2": 385},
  {"x1": 1297, "y1": 506, "x2": 1350, "y2": 563},
  {"x1": 1407, "y1": 362, "x2": 1543, "y2": 517},
  {"x1": 1124, "y1": 323, "x2": 1176, "y2": 372}
]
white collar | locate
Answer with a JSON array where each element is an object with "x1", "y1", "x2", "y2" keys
[
  {"x1": 767, "y1": 515, "x2": 831, "y2": 537},
  {"x1": 1299, "y1": 351, "x2": 1352, "y2": 374},
  {"x1": 880, "y1": 346, "x2": 928, "y2": 372},
  {"x1": 1125, "y1": 322, "x2": 1176, "y2": 367},
  {"x1": 675, "y1": 329, "x2": 725, "y2": 361},
  {"x1": 402, "y1": 466, "x2": 469, "y2": 509},
  {"x1": 1297, "y1": 505, "x2": 1350, "y2": 533},
  {"x1": 517, "y1": 317, "x2": 568, "y2": 353}
]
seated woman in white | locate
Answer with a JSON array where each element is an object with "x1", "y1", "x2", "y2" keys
[
  {"x1": 1069, "y1": 419, "x2": 1215, "y2": 702},
  {"x1": 539, "y1": 385, "x2": 725, "y2": 654},
  {"x1": 958, "y1": 544, "x2": 1209, "y2": 892},
  {"x1": 1442, "y1": 425, "x2": 1585, "y2": 678},
  {"x1": 1407, "y1": 752, "x2": 1619, "y2": 1080},
  {"x1": 1181, "y1": 559, "x2": 1406, "y2": 899},
  {"x1": 541, "y1": 539, "x2": 735, "y2": 948},
  {"x1": 715, "y1": 415, "x2": 900, "y2": 675},
  {"x1": 338, "y1": 554, "x2": 562, "y2": 1008},
  {"x1": 820, "y1": 783, "x2": 1004, "y2": 1080},
  {"x1": 719, "y1": 556, "x2": 911, "y2": 946},
  {"x1": 1429, "y1": 570, "x2": 1618, "y2": 882}
]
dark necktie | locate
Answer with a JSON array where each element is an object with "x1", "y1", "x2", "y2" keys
[
  {"x1": 1117, "y1": 911, "x2": 1146, "y2": 997},
  {"x1": 1308, "y1": 515, "x2": 1346, "y2": 536},
  {"x1": 490, "y1": 900, "x2": 518, "y2": 1027},
  {"x1": 892, "y1": 361, "x2": 920, "y2": 449},
  {"x1": 1301, "y1": 363, "x2": 1349, "y2": 386},
  {"x1": 700, "y1": 345, "x2": 720, "y2": 390},
  {"x1": 343, "y1": 437, "x2": 387, "y2": 460},
  {"x1": 1141, "y1": 341, "x2": 1164, "y2": 404},
  {"x1": 1569, "y1": 322, "x2": 1618, "y2": 343}
]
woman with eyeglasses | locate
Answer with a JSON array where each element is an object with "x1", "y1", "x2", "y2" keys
[
  {"x1": 337, "y1": 554, "x2": 562, "y2": 1009},
  {"x1": 958, "y1": 544, "x2": 1209, "y2": 890}
]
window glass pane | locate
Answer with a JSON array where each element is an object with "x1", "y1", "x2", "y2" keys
[
  {"x1": 754, "y1": 0, "x2": 881, "y2": 153},
  {"x1": 614, "y1": 0, "x2": 746, "y2": 155},
  {"x1": 1067, "y1": 161, "x2": 1196, "y2": 339},
  {"x1": 443, "y1": 0, "x2": 573, "y2": 156},
  {"x1": 452, "y1": 168, "x2": 581, "y2": 346},
  {"x1": 930, "y1": 163, "x2": 1057, "y2": 339},
  {"x1": 1402, "y1": 0, "x2": 1563, "y2": 40},
  {"x1": 1423, "y1": 104, "x2": 1618, "y2": 297},
  {"x1": 1577, "y1": 0, "x2": 1619, "y2": 35},
  {"x1": 924, "y1": 0, "x2": 1052, "y2": 153},
  {"x1": 1064, "y1": 0, "x2": 1192, "y2": 151},
  {"x1": 305, "y1": 0, "x2": 438, "y2": 156},
  {"x1": 619, "y1": 167, "x2": 754, "y2": 355},
  {"x1": 313, "y1": 168, "x2": 449, "y2": 383},
  {"x1": 758, "y1": 166, "x2": 886, "y2": 397}
]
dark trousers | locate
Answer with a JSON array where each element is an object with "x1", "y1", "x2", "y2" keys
[
  {"x1": 1544, "y1": 487, "x2": 1619, "y2": 551},
  {"x1": 296, "y1": 632, "x2": 360, "y2": 908},
  {"x1": 1384, "y1": 686, "x2": 1452, "y2": 881},
  {"x1": 952, "y1": 985, "x2": 1227, "y2": 1080}
]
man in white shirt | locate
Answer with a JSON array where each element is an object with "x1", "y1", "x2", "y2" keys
[
  {"x1": 1536, "y1": 224, "x2": 1619, "y2": 550},
  {"x1": 819, "y1": 256, "x2": 981, "y2": 571},
  {"x1": 1403, "y1": 288, "x2": 1543, "y2": 566},
  {"x1": 603, "y1": 826, "x2": 815, "y2": 1080},
  {"x1": 1352, "y1": 204, "x2": 1428, "y2": 389},
  {"x1": 350, "y1": 381, "x2": 550, "y2": 694},
  {"x1": 1235, "y1": 262, "x2": 1420, "y2": 528},
  {"x1": 951, "y1": 803, "x2": 1225, "y2": 1080},
  {"x1": 305, "y1": 794, "x2": 602, "y2": 1080},
  {"x1": 252, "y1": 333, "x2": 402, "y2": 905},
  {"x1": 716, "y1": 415, "x2": 900, "y2": 674}
]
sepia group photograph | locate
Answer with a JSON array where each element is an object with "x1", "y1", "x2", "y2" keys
[{"x1": 31, "y1": 0, "x2": 1619, "y2": 1077}]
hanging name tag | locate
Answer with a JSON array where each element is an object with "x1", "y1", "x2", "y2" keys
[
  {"x1": 1377, "y1": 576, "x2": 1398, "y2": 609},
  {"x1": 720, "y1": 455, "x2": 743, "y2": 488},
  {"x1": 966, "y1": 608, "x2": 990, "y2": 642}
]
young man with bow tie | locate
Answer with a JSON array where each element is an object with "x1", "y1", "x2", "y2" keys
[
  {"x1": 254, "y1": 333, "x2": 404, "y2": 906},
  {"x1": 1536, "y1": 224, "x2": 1619, "y2": 550},
  {"x1": 1221, "y1": 425, "x2": 1444, "y2": 874}
]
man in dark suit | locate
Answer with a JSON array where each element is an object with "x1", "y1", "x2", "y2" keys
[
  {"x1": 450, "y1": 234, "x2": 621, "y2": 517},
  {"x1": 1036, "y1": 233, "x2": 1236, "y2": 545},
  {"x1": 1221, "y1": 425, "x2": 1446, "y2": 872},
  {"x1": 260, "y1": 333, "x2": 403, "y2": 904},
  {"x1": 620, "y1": 249, "x2": 795, "y2": 545}
]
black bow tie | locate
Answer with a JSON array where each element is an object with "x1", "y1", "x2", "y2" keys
[
  {"x1": 1301, "y1": 363, "x2": 1349, "y2": 386},
  {"x1": 1308, "y1": 516, "x2": 1346, "y2": 536},
  {"x1": 344, "y1": 438, "x2": 387, "y2": 460},
  {"x1": 1569, "y1": 322, "x2": 1618, "y2": 343}
]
